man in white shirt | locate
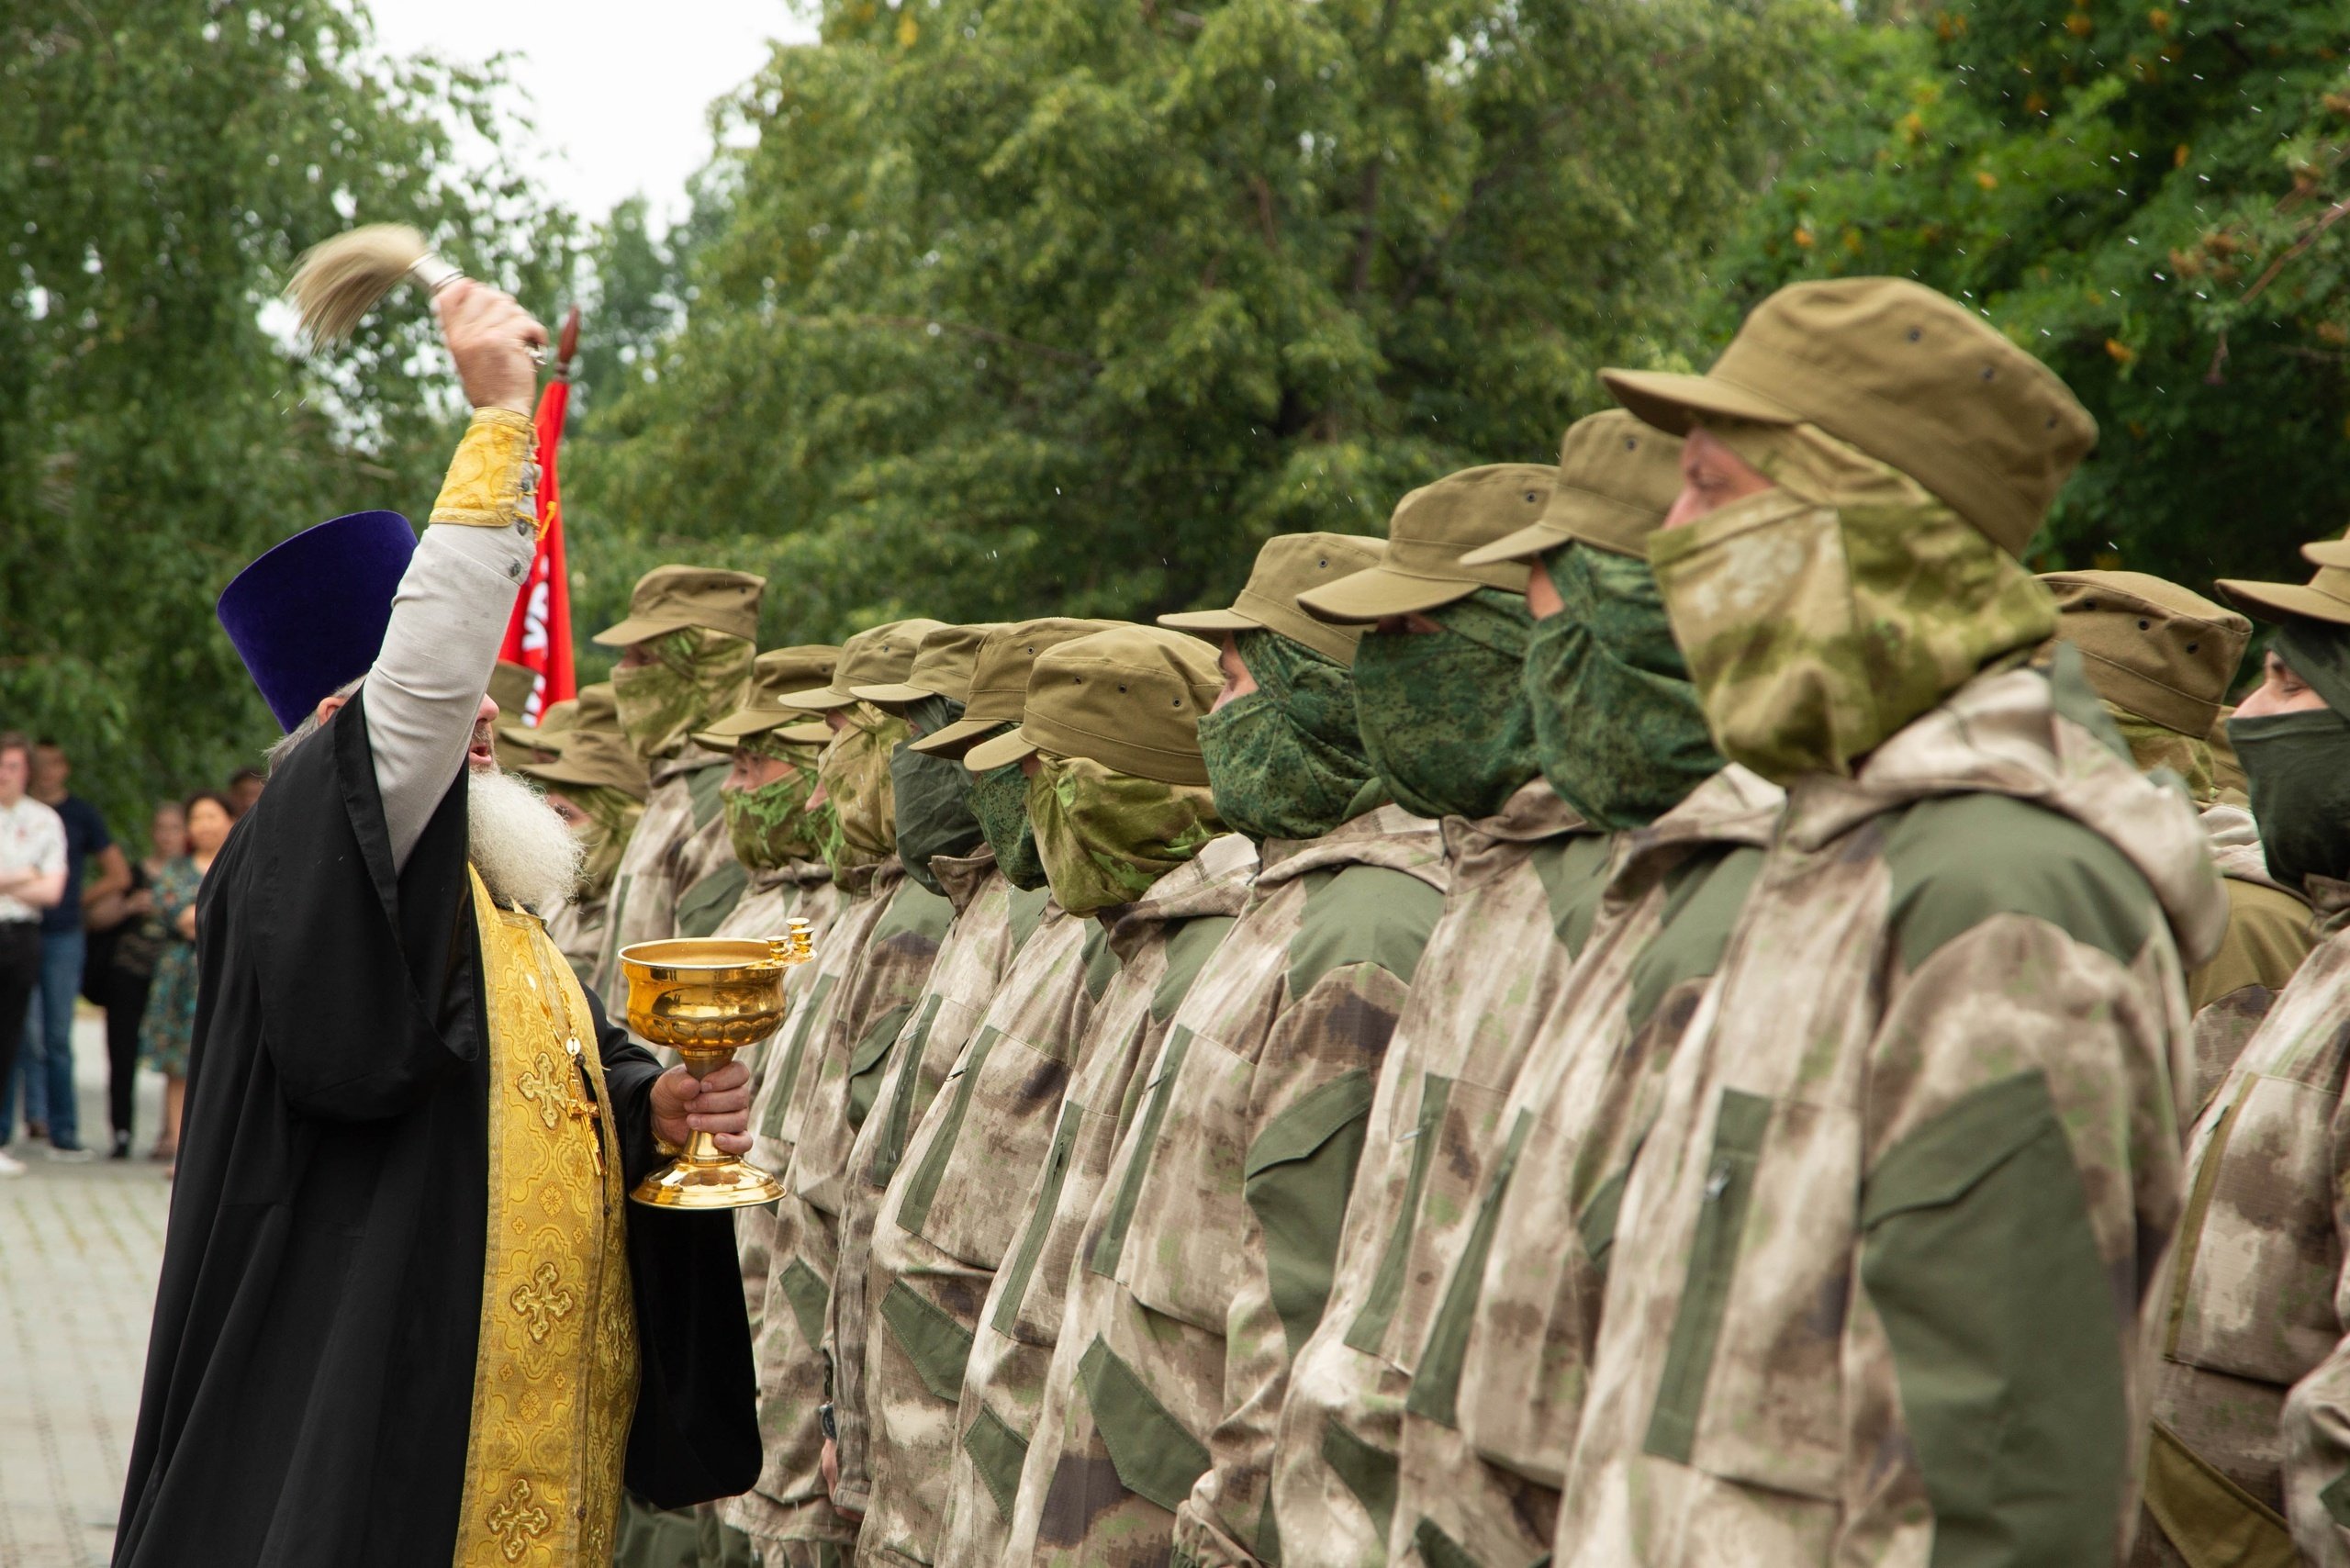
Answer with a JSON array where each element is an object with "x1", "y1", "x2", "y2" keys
[{"x1": 0, "y1": 731, "x2": 67, "y2": 1177}]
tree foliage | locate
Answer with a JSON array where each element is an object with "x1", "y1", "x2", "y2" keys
[
  {"x1": 0, "y1": 1, "x2": 572, "y2": 834},
  {"x1": 565, "y1": 0, "x2": 1841, "y2": 658},
  {"x1": 1724, "y1": 0, "x2": 2350, "y2": 597}
]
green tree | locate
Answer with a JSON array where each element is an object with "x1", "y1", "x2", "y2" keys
[
  {"x1": 0, "y1": 1, "x2": 573, "y2": 834},
  {"x1": 1722, "y1": 0, "x2": 2350, "y2": 597},
  {"x1": 566, "y1": 0, "x2": 1842, "y2": 655}
]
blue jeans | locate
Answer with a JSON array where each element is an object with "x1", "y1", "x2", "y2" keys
[{"x1": 3, "y1": 929, "x2": 84, "y2": 1147}]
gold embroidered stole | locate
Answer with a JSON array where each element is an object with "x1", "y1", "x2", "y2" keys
[{"x1": 453, "y1": 868, "x2": 641, "y2": 1566}]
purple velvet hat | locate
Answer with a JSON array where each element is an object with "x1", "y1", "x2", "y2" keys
[{"x1": 218, "y1": 510, "x2": 419, "y2": 730}]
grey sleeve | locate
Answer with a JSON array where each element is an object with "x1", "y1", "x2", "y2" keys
[{"x1": 366, "y1": 521, "x2": 536, "y2": 869}]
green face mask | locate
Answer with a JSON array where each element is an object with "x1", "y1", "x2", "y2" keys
[
  {"x1": 611, "y1": 627, "x2": 757, "y2": 761},
  {"x1": 1195, "y1": 630, "x2": 1378, "y2": 843},
  {"x1": 814, "y1": 707, "x2": 912, "y2": 880},
  {"x1": 1649, "y1": 490, "x2": 2056, "y2": 784},
  {"x1": 1524, "y1": 542, "x2": 1722, "y2": 830},
  {"x1": 1351, "y1": 588, "x2": 1540, "y2": 822},
  {"x1": 968, "y1": 756, "x2": 1047, "y2": 891},
  {"x1": 1026, "y1": 753, "x2": 1225, "y2": 915},
  {"x1": 2232, "y1": 705, "x2": 2350, "y2": 895},
  {"x1": 891, "y1": 696, "x2": 984, "y2": 896},
  {"x1": 572, "y1": 786, "x2": 644, "y2": 899},
  {"x1": 723, "y1": 742, "x2": 826, "y2": 869}
]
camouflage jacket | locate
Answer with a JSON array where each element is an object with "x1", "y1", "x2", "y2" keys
[
  {"x1": 874, "y1": 834, "x2": 1257, "y2": 1568},
  {"x1": 595, "y1": 744, "x2": 741, "y2": 1000},
  {"x1": 990, "y1": 805, "x2": 1447, "y2": 1568},
  {"x1": 2183, "y1": 801, "x2": 2315, "y2": 1116},
  {"x1": 1261, "y1": 781, "x2": 1613, "y2": 1568},
  {"x1": 829, "y1": 848, "x2": 1054, "y2": 1513},
  {"x1": 721, "y1": 859, "x2": 936, "y2": 1551},
  {"x1": 2140, "y1": 880, "x2": 2350, "y2": 1568},
  {"x1": 1552, "y1": 664, "x2": 2224, "y2": 1568},
  {"x1": 1400, "y1": 767, "x2": 1781, "y2": 1568},
  {"x1": 546, "y1": 891, "x2": 607, "y2": 993}
]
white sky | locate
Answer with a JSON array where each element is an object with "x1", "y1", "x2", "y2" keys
[{"x1": 369, "y1": 0, "x2": 817, "y2": 229}]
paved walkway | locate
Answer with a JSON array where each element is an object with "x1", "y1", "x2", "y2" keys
[{"x1": 0, "y1": 1015, "x2": 169, "y2": 1568}]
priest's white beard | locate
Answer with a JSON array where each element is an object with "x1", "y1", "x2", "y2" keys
[{"x1": 468, "y1": 767, "x2": 584, "y2": 913}]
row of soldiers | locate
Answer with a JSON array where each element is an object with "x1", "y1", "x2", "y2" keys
[{"x1": 509, "y1": 274, "x2": 2350, "y2": 1567}]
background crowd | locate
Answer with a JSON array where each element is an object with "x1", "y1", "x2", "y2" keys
[{"x1": 0, "y1": 734, "x2": 264, "y2": 1176}]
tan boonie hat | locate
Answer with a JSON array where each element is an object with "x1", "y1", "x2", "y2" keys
[
  {"x1": 779, "y1": 619, "x2": 949, "y2": 711},
  {"x1": 2220, "y1": 534, "x2": 2350, "y2": 630},
  {"x1": 1460, "y1": 411, "x2": 1685, "y2": 566},
  {"x1": 1158, "y1": 533, "x2": 1385, "y2": 665},
  {"x1": 698, "y1": 645, "x2": 845, "y2": 743},
  {"x1": 590, "y1": 565, "x2": 766, "y2": 648},
  {"x1": 910, "y1": 617, "x2": 1129, "y2": 757},
  {"x1": 2041, "y1": 571, "x2": 2251, "y2": 736},
  {"x1": 1298, "y1": 465, "x2": 1554, "y2": 624},
  {"x1": 963, "y1": 626, "x2": 1222, "y2": 785},
  {"x1": 853, "y1": 622, "x2": 1005, "y2": 707},
  {"x1": 1601, "y1": 277, "x2": 2098, "y2": 558},
  {"x1": 520, "y1": 683, "x2": 653, "y2": 802},
  {"x1": 497, "y1": 694, "x2": 578, "y2": 755}
]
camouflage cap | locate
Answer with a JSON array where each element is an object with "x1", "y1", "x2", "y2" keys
[
  {"x1": 964, "y1": 625, "x2": 1223, "y2": 785},
  {"x1": 589, "y1": 565, "x2": 766, "y2": 647},
  {"x1": 1460, "y1": 410, "x2": 1684, "y2": 566},
  {"x1": 2221, "y1": 533, "x2": 2350, "y2": 630},
  {"x1": 1297, "y1": 465, "x2": 1552, "y2": 623},
  {"x1": 853, "y1": 622, "x2": 1005, "y2": 707},
  {"x1": 1601, "y1": 277, "x2": 2098, "y2": 558},
  {"x1": 778, "y1": 619, "x2": 948, "y2": 711},
  {"x1": 519, "y1": 683, "x2": 654, "y2": 802},
  {"x1": 2042, "y1": 570, "x2": 2251, "y2": 737},
  {"x1": 699, "y1": 644, "x2": 844, "y2": 741},
  {"x1": 1158, "y1": 533, "x2": 1385, "y2": 665},
  {"x1": 909, "y1": 616, "x2": 1129, "y2": 756},
  {"x1": 496, "y1": 693, "x2": 578, "y2": 755}
]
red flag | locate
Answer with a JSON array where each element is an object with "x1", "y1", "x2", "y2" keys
[{"x1": 498, "y1": 308, "x2": 580, "y2": 721}]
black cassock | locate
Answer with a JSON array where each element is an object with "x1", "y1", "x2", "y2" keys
[{"x1": 113, "y1": 691, "x2": 758, "y2": 1567}]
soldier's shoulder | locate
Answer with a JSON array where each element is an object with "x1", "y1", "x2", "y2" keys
[
  {"x1": 1287, "y1": 861, "x2": 1448, "y2": 997},
  {"x1": 1881, "y1": 791, "x2": 2157, "y2": 971}
]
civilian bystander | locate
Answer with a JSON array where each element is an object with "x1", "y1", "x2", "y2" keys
[
  {"x1": 17, "y1": 740, "x2": 128, "y2": 1159},
  {"x1": 0, "y1": 734, "x2": 66, "y2": 1177}
]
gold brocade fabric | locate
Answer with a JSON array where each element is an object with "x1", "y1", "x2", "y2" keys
[
  {"x1": 453, "y1": 868, "x2": 640, "y2": 1567},
  {"x1": 430, "y1": 408, "x2": 540, "y2": 532}
]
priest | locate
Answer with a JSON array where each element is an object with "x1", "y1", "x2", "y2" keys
[{"x1": 113, "y1": 281, "x2": 759, "y2": 1567}]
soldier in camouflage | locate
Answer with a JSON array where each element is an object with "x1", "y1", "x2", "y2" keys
[
  {"x1": 1551, "y1": 277, "x2": 2223, "y2": 1565},
  {"x1": 860, "y1": 626, "x2": 1253, "y2": 1568},
  {"x1": 2042, "y1": 571, "x2": 2315, "y2": 1114},
  {"x1": 962, "y1": 530, "x2": 1441, "y2": 1568},
  {"x1": 1383, "y1": 412, "x2": 1779, "y2": 1568},
  {"x1": 591, "y1": 566, "x2": 767, "y2": 999},
  {"x1": 2134, "y1": 543, "x2": 2350, "y2": 1566},
  {"x1": 722, "y1": 619, "x2": 957, "y2": 1567},
  {"x1": 824, "y1": 621, "x2": 1120, "y2": 1528},
  {"x1": 519, "y1": 681, "x2": 648, "y2": 991}
]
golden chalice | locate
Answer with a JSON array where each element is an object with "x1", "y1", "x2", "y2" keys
[{"x1": 620, "y1": 922, "x2": 814, "y2": 1209}]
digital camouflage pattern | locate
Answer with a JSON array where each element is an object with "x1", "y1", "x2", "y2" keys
[
  {"x1": 967, "y1": 833, "x2": 1259, "y2": 1568},
  {"x1": 1551, "y1": 661, "x2": 2224, "y2": 1568},
  {"x1": 893, "y1": 698, "x2": 987, "y2": 899},
  {"x1": 1648, "y1": 422, "x2": 2059, "y2": 785},
  {"x1": 1350, "y1": 589, "x2": 1540, "y2": 823},
  {"x1": 995, "y1": 806, "x2": 1447, "y2": 1568},
  {"x1": 856, "y1": 901, "x2": 1109, "y2": 1568},
  {"x1": 2142, "y1": 880, "x2": 2350, "y2": 1568},
  {"x1": 1029, "y1": 753, "x2": 1227, "y2": 915},
  {"x1": 1400, "y1": 767, "x2": 1781, "y2": 1568},
  {"x1": 611, "y1": 625, "x2": 758, "y2": 761},
  {"x1": 1526, "y1": 543, "x2": 1721, "y2": 831},
  {"x1": 1195, "y1": 630, "x2": 1380, "y2": 844},
  {"x1": 720, "y1": 864, "x2": 901, "y2": 1560},
  {"x1": 827, "y1": 850, "x2": 1049, "y2": 1515},
  {"x1": 819, "y1": 706, "x2": 914, "y2": 879},
  {"x1": 726, "y1": 737, "x2": 832, "y2": 868},
  {"x1": 2181, "y1": 801, "x2": 2314, "y2": 1117},
  {"x1": 1262, "y1": 781, "x2": 1611, "y2": 1568},
  {"x1": 970, "y1": 756, "x2": 1049, "y2": 891},
  {"x1": 595, "y1": 744, "x2": 743, "y2": 1003}
]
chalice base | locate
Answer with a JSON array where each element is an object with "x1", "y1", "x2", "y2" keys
[{"x1": 631, "y1": 1153, "x2": 787, "y2": 1210}]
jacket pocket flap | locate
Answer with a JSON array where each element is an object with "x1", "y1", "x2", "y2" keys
[
  {"x1": 1861, "y1": 1070, "x2": 2055, "y2": 1227},
  {"x1": 881, "y1": 1279, "x2": 975, "y2": 1404},
  {"x1": 1246, "y1": 1070, "x2": 1378, "y2": 1180},
  {"x1": 1077, "y1": 1335, "x2": 1212, "y2": 1514}
]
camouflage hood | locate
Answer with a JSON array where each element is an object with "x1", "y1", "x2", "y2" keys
[
  {"x1": 1438, "y1": 776, "x2": 1592, "y2": 892},
  {"x1": 1251, "y1": 800, "x2": 1448, "y2": 901},
  {"x1": 2199, "y1": 800, "x2": 2296, "y2": 896},
  {"x1": 1102, "y1": 828, "x2": 1260, "y2": 965},
  {"x1": 1782, "y1": 648, "x2": 2229, "y2": 968}
]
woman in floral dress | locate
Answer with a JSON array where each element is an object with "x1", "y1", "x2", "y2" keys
[{"x1": 140, "y1": 790, "x2": 230, "y2": 1166}]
